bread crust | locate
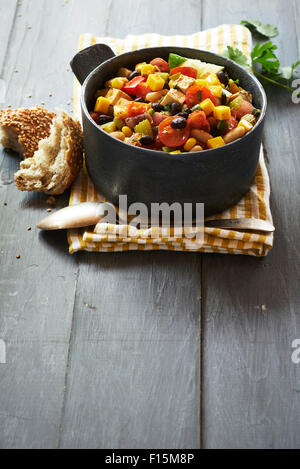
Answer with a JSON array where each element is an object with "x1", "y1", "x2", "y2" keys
[
  {"x1": 57, "y1": 111, "x2": 84, "y2": 195},
  {"x1": 12, "y1": 109, "x2": 83, "y2": 195},
  {"x1": 0, "y1": 106, "x2": 56, "y2": 158}
]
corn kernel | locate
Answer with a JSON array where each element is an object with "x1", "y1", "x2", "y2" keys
[
  {"x1": 206, "y1": 73, "x2": 221, "y2": 86},
  {"x1": 169, "y1": 150, "x2": 181, "y2": 154},
  {"x1": 208, "y1": 85, "x2": 223, "y2": 98},
  {"x1": 213, "y1": 106, "x2": 231, "y2": 121},
  {"x1": 146, "y1": 73, "x2": 165, "y2": 91},
  {"x1": 135, "y1": 62, "x2": 147, "y2": 72},
  {"x1": 238, "y1": 118, "x2": 253, "y2": 132},
  {"x1": 207, "y1": 136, "x2": 226, "y2": 149},
  {"x1": 94, "y1": 96, "x2": 111, "y2": 114},
  {"x1": 184, "y1": 138, "x2": 197, "y2": 152},
  {"x1": 122, "y1": 126, "x2": 133, "y2": 137},
  {"x1": 195, "y1": 79, "x2": 209, "y2": 87},
  {"x1": 141, "y1": 64, "x2": 156, "y2": 76},
  {"x1": 111, "y1": 77, "x2": 126, "y2": 89},
  {"x1": 200, "y1": 98, "x2": 215, "y2": 116}
]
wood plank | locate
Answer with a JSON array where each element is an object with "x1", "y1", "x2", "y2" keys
[
  {"x1": 0, "y1": 0, "x2": 18, "y2": 76},
  {"x1": 202, "y1": 0, "x2": 300, "y2": 449},
  {"x1": 58, "y1": 0, "x2": 202, "y2": 449},
  {"x1": 0, "y1": 0, "x2": 82, "y2": 448},
  {"x1": 59, "y1": 253, "x2": 201, "y2": 449}
]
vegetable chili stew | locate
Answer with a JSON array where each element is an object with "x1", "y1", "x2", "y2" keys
[{"x1": 90, "y1": 53, "x2": 261, "y2": 154}]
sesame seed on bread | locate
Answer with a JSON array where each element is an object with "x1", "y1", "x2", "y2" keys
[
  {"x1": 0, "y1": 106, "x2": 56, "y2": 158},
  {"x1": 14, "y1": 110, "x2": 83, "y2": 195}
]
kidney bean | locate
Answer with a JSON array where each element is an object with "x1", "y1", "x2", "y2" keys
[
  {"x1": 110, "y1": 131, "x2": 125, "y2": 141},
  {"x1": 145, "y1": 90, "x2": 168, "y2": 102},
  {"x1": 190, "y1": 129, "x2": 213, "y2": 145},
  {"x1": 223, "y1": 126, "x2": 246, "y2": 144},
  {"x1": 189, "y1": 145, "x2": 203, "y2": 152}
]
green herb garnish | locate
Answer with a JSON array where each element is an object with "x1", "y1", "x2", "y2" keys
[
  {"x1": 223, "y1": 39, "x2": 300, "y2": 93},
  {"x1": 240, "y1": 20, "x2": 279, "y2": 38},
  {"x1": 224, "y1": 46, "x2": 249, "y2": 67}
]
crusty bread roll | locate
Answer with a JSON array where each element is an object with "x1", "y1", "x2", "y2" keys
[
  {"x1": 14, "y1": 110, "x2": 83, "y2": 195},
  {"x1": 0, "y1": 106, "x2": 56, "y2": 158}
]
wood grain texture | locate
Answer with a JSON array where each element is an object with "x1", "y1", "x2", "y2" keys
[
  {"x1": 58, "y1": 0, "x2": 202, "y2": 449},
  {"x1": 0, "y1": 0, "x2": 299, "y2": 450},
  {"x1": 0, "y1": 0, "x2": 79, "y2": 449},
  {"x1": 0, "y1": 0, "x2": 202, "y2": 449},
  {"x1": 59, "y1": 253, "x2": 201, "y2": 449},
  {"x1": 202, "y1": 0, "x2": 300, "y2": 449},
  {"x1": 0, "y1": 0, "x2": 17, "y2": 75}
]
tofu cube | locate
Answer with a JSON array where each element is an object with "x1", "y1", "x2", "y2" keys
[
  {"x1": 172, "y1": 74, "x2": 195, "y2": 93},
  {"x1": 113, "y1": 98, "x2": 131, "y2": 119},
  {"x1": 160, "y1": 89, "x2": 186, "y2": 106},
  {"x1": 106, "y1": 88, "x2": 132, "y2": 106}
]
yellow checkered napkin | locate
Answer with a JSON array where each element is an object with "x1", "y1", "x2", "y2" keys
[{"x1": 68, "y1": 25, "x2": 274, "y2": 256}]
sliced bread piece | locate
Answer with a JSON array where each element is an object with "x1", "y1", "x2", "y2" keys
[
  {"x1": 0, "y1": 106, "x2": 56, "y2": 158},
  {"x1": 14, "y1": 110, "x2": 83, "y2": 195}
]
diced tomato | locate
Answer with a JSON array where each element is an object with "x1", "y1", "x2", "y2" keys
[
  {"x1": 152, "y1": 112, "x2": 169, "y2": 126},
  {"x1": 185, "y1": 85, "x2": 217, "y2": 108},
  {"x1": 90, "y1": 112, "x2": 99, "y2": 124},
  {"x1": 187, "y1": 111, "x2": 210, "y2": 132},
  {"x1": 170, "y1": 66, "x2": 197, "y2": 79},
  {"x1": 236, "y1": 100, "x2": 254, "y2": 120},
  {"x1": 150, "y1": 57, "x2": 169, "y2": 72},
  {"x1": 158, "y1": 116, "x2": 190, "y2": 147},
  {"x1": 225, "y1": 116, "x2": 238, "y2": 133},
  {"x1": 127, "y1": 102, "x2": 149, "y2": 117},
  {"x1": 122, "y1": 76, "x2": 146, "y2": 95},
  {"x1": 135, "y1": 82, "x2": 152, "y2": 99}
]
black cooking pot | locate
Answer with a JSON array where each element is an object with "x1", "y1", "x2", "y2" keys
[{"x1": 71, "y1": 44, "x2": 267, "y2": 215}]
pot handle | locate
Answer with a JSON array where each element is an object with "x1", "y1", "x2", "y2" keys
[{"x1": 70, "y1": 43, "x2": 116, "y2": 85}]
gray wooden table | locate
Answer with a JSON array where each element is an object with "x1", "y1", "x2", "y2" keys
[{"x1": 0, "y1": 0, "x2": 299, "y2": 449}]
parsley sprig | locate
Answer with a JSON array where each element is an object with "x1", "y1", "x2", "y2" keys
[{"x1": 223, "y1": 23, "x2": 300, "y2": 93}]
